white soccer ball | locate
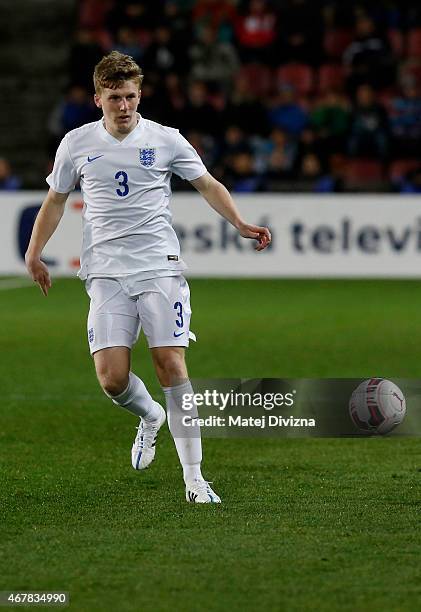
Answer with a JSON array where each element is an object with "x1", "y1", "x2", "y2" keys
[{"x1": 349, "y1": 378, "x2": 406, "y2": 434}]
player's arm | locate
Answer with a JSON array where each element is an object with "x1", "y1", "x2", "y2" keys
[
  {"x1": 190, "y1": 172, "x2": 271, "y2": 251},
  {"x1": 25, "y1": 188, "x2": 69, "y2": 296}
]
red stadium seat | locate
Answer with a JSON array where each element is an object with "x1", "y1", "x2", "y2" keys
[
  {"x1": 389, "y1": 159, "x2": 420, "y2": 181},
  {"x1": 388, "y1": 29, "x2": 405, "y2": 57},
  {"x1": 317, "y1": 64, "x2": 346, "y2": 93},
  {"x1": 92, "y1": 28, "x2": 113, "y2": 51},
  {"x1": 400, "y1": 60, "x2": 421, "y2": 85},
  {"x1": 277, "y1": 63, "x2": 314, "y2": 96},
  {"x1": 377, "y1": 89, "x2": 396, "y2": 113},
  {"x1": 323, "y1": 29, "x2": 353, "y2": 59},
  {"x1": 236, "y1": 63, "x2": 273, "y2": 97},
  {"x1": 79, "y1": 0, "x2": 111, "y2": 29},
  {"x1": 407, "y1": 29, "x2": 421, "y2": 57},
  {"x1": 137, "y1": 29, "x2": 153, "y2": 48},
  {"x1": 344, "y1": 159, "x2": 384, "y2": 189}
]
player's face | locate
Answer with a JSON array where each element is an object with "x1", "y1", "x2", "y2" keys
[{"x1": 95, "y1": 80, "x2": 141, "y2": 136}]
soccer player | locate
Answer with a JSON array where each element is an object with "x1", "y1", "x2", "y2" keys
[{"x1": 25, "y1": 51, "x2": 271, "y2": 503}]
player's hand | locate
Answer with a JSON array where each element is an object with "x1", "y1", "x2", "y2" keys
[
  {"x1": 25, "y1": 255, "x2": 52, "y2": 296},
  {"x1": 238, "y1": 222, "x2": 272, "y2": 251}
]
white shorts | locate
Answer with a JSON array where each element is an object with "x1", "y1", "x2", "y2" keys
[{"x1": 85, "y1": 275, "x2": 195, "y2": 354}]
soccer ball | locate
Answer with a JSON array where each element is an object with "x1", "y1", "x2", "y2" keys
[{"x1": 349, "y1": 378, "x2": 406, "y2": 434}]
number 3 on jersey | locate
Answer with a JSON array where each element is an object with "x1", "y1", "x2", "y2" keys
[{"x1": 115, "y1": 171, "x2": 129, "y2": 197}]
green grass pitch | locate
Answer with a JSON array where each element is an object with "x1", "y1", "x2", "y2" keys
[{"x1": 1, "y1": 278, "x2": 421, "y2": 611}]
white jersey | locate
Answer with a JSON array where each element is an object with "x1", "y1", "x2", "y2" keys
[{"x1": 47, "y1": 114, "x2": 207, "y2": 280}]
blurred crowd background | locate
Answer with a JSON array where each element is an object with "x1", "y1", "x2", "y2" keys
[{"x1": 1, "y1": 0, "x2": 421, "y2": 193}]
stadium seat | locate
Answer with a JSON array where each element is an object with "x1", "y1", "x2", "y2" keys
[
  {"x1": 317, "y1": 64, "x2": 346, "y2": 93},
  {"x1": 277, "y1": 63, "x2": 314, "y2": 96},
  {"x1": 236, "y1": 63, "x2": 273, "y2": 97},
  {"x1": 136, "y1": 29, "x2": 153, "y2": 48},
  {"x1": 389, "y1": 159, "x2": 420, "y2": 181},
  {"x1": 407, "y1": 28, "x2": 421, "y2": 57},
  {"x1": 377, "y1": 89, "x2": 395, "y2": 113},
  {"x1": 344, "y1": 159, "x2": 385, "y2": 190},
  {"x1": 78, "y1": 0, "x2": 111, "y2": 29},
  {"x1": 92, "y1": 28, "x2": 113, "y2": 51},
  {"x1": 323, "y1": 29, "x2": 353, "y2": 59},
  {"x1": 399, "y1": 60, "x2": 421, "y2": 85},
  {"x1": 388, "y1": 29, "x2": 405, "y2": 57}
]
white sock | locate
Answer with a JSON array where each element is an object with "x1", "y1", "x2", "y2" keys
[
  {"x1": 163, "y1": 380, "x2": 203, "y2": 484},
  {"x1": 108, "y1": 372, "x2": 161, "y2": 422}
]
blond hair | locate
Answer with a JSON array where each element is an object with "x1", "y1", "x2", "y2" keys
[{"x1": 93, "y1": 51, "x2": 143, "y2": 93}]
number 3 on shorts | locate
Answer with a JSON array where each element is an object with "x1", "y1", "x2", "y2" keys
[{"x1": 174, "y1": 301, "x2": 184, "y2": 328}]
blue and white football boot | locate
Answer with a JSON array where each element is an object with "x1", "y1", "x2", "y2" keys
[
  {"x1": 186, "y1": 479, "x2": 221, "y2": 503},
  {"x1": 131, "y1": 404, "x2": 166, "y2": 470}
]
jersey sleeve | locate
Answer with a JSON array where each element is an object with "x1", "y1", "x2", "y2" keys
[
  {"x1": 170, "y1": 131, "x2": 207, "y2": 181},
  {"x1": 46, "y1": 135, "x2": 78, "y2": 193}
]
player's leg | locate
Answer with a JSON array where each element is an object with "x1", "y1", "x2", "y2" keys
[
  {"x1": 93, "y1": 345, "x2": 158, "y2": 418},
  {"x1": 93, "y1": 346, "x2": 130, "y2": 396},
  {"x1": 86, "y1": 278, "x2": 165, "y2": 469},
  {"x1": 151, "y1": 346, "x2": 201, "y2": 480},
  {"x1": 151, "y1": 347, "x2": 220, "y2": 503},
  {"x1": 138, "y1": 276, "x2": 221, "y2": 503}
]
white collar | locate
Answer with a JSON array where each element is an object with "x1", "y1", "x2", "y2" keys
[{"x1": 99, "y1": 112, "x2": 144, "y2": 144}]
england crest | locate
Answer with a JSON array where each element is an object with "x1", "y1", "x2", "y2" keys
[{"x1": 139, "y1": 148, "x2": 156, "y2": 167}]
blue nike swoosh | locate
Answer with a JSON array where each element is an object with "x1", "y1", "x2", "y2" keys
[
  {"x1": 87, "y1": 154, "x2": 104, "y2": 162},
  {"x1": 173, "y1": 331, "x2": 184, "y2": 338}
]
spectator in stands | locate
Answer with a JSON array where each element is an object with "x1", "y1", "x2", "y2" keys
[
  {"x1": 225, "y1": 73, "x2": 269, "y2": 136},
  {"x1": 192, "y1": 0, "x2": 237, "y2": 42},
  {"x1": 69, "y1": 29, "x2": 103, "y2": 89},
  {"x1": 180, "y1": 81, "x2": 220, "y2": 135},
  {"x1": 311, "y1": 89, "x2": 351, "y2": 154},
  {"x1": 297, "y1": 152, "x2": 345, "y2": 193},
  {"x1": 185, "y1": 130, "x2": 218, "y2": 168},
  {"x1": 224, "y1": 151, "x2": 265, "y2": 192},
  {"x1": 142, "y1": 26, "x2": 187, "y2": 81},
  {"x1": 394, "y1": 167, "x2": 421, "y2": 193},
  {"x1": 267, "y1": 84, "x2": 309, "y2": 137},
  {"x1": 162, "y1": 2, "x2": 193, "y2": 45},
  {"x1": 278, "y1": 0, "x2": 324, "y2": 66},
  {"x1": 270, "y1": 127, "x2": 297, "y2": 165},
  {"x1": 321, "y1": 152, "x2": 346, "y2": 192},
  {"x1": 295, "y1": 127, "x2": 326, "y2": 169},
  {"x1": 105, "y1": 1, "x2": 155, "y2": 37},
  {"x1": 322, "y1": 1, "x2": 355, "y2": 28},
  {"x1": 297, "y1": 152, "x2": 325, "y2": 190},
  {"x1": 161, "y1": 72, "x2": 187, "y2": 127},
  {"x1": 348, "y1": 84, "x2": 390, "y2": 158},
  {"x1": 0, "y1": 158, "x2": 22, "y2": 191},
  {"x1": 220, "y1": 125, "x2": 251, "y2": 176},
  {"x1": 343, "y1": 15, "x2": 395, "y2": 93},
  {"x1": 259, "y1": 127, "x2": 297, "y2": 175},
  {"x1": 235, "y1": 0, "x2": 278, "y2": 64},
  {"x1": 222, "y1": 123, "x2": 251, "y2": 153},
  {"x1": 189, "y1": 25, "x2": 240, "y2": 89},
  {"x1": 48, "y1": 86, "x2": 97, "y2": 152},
  {"x1": 114, "y1": 27, "x2": 144, "y2": 63},
  {"x1": 134, "y1": 81, "x2": 168, "y2": 125},
  {"x1": 266, "y1": 148, "x2": 294, "y2": 182},
  {"x1": 407, "y1": 6, "x2": 421, "y2": 28},
  {"x1": 389, "y1": 77, "x2": 421, "y2": 157}
]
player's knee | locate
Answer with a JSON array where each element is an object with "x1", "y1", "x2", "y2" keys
[
  {"x1": 97, "y1": 368, "x2": 129, "y2": 397},
  {"x1": 153, "y1": 351, "x2": 186, "y2": 386}
]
